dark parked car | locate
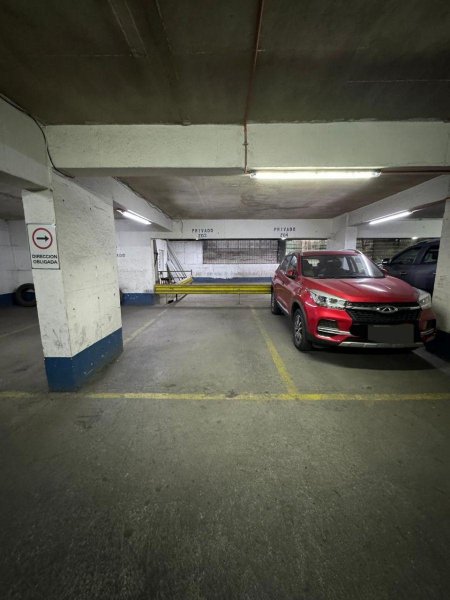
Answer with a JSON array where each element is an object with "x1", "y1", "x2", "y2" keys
[
  {"x1": 381, "y1": 239, "x2": 440, "y2": 294},
  {"x1": 271, "y1": 250, "x2": 436, "y2": 351}
]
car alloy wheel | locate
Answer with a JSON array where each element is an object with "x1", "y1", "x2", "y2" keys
[{"x1": 293, "y1": 308, "x2": 312, "y2": 351}]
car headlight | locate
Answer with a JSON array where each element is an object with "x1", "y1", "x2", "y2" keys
[
  {"x1": 416, "y1": 288, "x2": 432, "y2": 310},
  {"x1": 309, "y1": 289, "x2": 348, "y2": 309}
]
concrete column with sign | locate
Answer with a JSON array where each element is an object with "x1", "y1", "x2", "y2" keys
[
  {"x1": 22, "y1": 175, "x2": 122, "y2": 391},
  {"x1": 431, "y1": 199, "x2": 450, "y2": 349}
]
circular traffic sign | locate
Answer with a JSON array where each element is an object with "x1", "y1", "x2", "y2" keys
[{"x1": 32, "y1": 227, "x2": 53, "y2": 250}]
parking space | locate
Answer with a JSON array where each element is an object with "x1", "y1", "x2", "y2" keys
[
  {"x1": 2, "y1": 301, "x2": 449, "y2": 400},
  {"x1": 1, "y1": 300, "x2": 449, "y2": 599}
]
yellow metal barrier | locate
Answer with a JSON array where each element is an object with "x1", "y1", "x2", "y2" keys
[{"x1": 154, "y1": 282, "x2": 271, "y2": 295}]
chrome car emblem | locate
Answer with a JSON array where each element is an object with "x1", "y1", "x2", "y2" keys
[{"x1": 376, "y1": 306, "x2": 398, "y2": 313}]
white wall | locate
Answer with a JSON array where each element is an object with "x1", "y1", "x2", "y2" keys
[
  {"x1": 115, "y1": 220, "x2": 156, "y2": 293},
  {"x1": 0, "y1": 220, "x2": 14, "y2": 295},
  {"x1": 0, "y1": 219, "x2": 32, "y2": 297},
  {"x1": 7, "y1": 220, "x2": 32, "y2": 286},
  {"x1": 169, "y1": 241, "x2": 275, "y2": 279}
]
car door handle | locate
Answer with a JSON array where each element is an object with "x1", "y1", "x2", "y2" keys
[{"x1": 399, "y1": 271, "x2": 407, "y2": 276}]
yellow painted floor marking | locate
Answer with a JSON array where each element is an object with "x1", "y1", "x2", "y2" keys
[
  {"x1": 1, "y1": 391, "x2": 450, "y2": 402},
  {"x1": 123, "y1": 309, "x2": 168, "y2": 346},
  {"x1": 0, "y1": 323, "x2": 39, "y2": 339},
  {"x1": 251, "y1": 307, "x2": 298, "y2": 395}
]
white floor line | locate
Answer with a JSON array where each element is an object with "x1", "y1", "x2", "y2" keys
[
  {"x1": 123, "y1": 308, "x2": 168, "y2": 346},
  {"x1": 0, "y1": 323, "x2": 39, "y2": 339},
  {"x1": 414, "y1": 347, "x2": 450, "y2": 376}
]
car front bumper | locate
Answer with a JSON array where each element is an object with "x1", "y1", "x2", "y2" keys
[{"x1": 304, "y1": 305, "x2": 436, "y2": 348}]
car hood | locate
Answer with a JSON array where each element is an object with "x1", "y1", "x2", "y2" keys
[{"x1": 305, "y1": 276, "x2": 420, "y2": 303}]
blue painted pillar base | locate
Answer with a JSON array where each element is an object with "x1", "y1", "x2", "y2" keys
[
  {"x1": 121, "y1": 293, "x2": 156, "y2": 305},
  {"x1": 45, "y1": 328, "x2": 123, "y2": 391}
]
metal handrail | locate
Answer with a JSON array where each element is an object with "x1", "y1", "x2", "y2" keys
[{"x1": 158, "y1": 270, "x2": 192, "y2": 284}]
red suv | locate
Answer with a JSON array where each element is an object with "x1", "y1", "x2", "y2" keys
[{"x1": 271, "y1": 250, "x2": 436, "y2": 351}]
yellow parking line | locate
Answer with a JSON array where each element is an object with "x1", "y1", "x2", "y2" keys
[
  {"x1": 251, "y1": 308, "x2": 298, "y2": 395},
  {"x1": 1, "y1": 391, "x2": 450, "y2": 401}
]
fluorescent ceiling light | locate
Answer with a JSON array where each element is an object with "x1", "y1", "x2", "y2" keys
[
  {"x1": 117, "y1": 209, "x2": 152, "y2": 225},
  {"x1": 369, "y1": 211, "x2": 412, "y2": 225},
  {"x1": 250, "y1": 170, "x2": 380, "y2": 180}
]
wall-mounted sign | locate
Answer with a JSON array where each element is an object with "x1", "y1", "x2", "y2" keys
[
  {"x1": 192, "y1": 227, "x2": 214, "y2": 239},
  {"x1": 27, "y1": 224, "x2": 60, "y2": 269},
  {"x1": 274, "y1": 226, "x2": 296, "y2": 238}
]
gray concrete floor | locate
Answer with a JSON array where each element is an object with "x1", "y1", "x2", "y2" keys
[{"x1": 0, "y1": 299, "x2": 449, "y2": 599}]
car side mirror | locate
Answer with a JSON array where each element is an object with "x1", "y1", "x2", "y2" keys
[
  {"x1": 381, "y1": 258, "x2": 390, "y2": 265},
  {"x1": 286, "y1": 268, "x2": 297, "y2": 279}
]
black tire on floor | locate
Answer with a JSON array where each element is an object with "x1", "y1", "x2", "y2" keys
[
  {"x1": 271, "y1": 289, "x2": 282, "y2": 315},
  {"x1": 292, "y1": 308, "x2": 312, "y2": 351},
  {"x1": 14, "y1": 283, "x2": 36, "y2": 307}
]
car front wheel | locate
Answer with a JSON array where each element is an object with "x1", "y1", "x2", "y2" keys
[
  {"x1": 271, "y1": 289, "x2": 282, "y2": 315},
  {"x1": 293, "y1": 308, "x2": 312, "y2": 351}
]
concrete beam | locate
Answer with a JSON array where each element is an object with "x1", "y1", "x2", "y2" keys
[
  {"x1": 0, "y1": 98, "x2": 50, "y2": 189},
  {"x1": 357, "y1": 219, "x2": 442, "y2": 239},
  {"x1": 249, "y1": 122, "x2": 450, "y2": 169},
  {"x1": 348, "y1": 175, "x2": 450, "y2": 226},
  {"x1": 76, "y1": 177, "x2": 173, "y2": 231},
  {"x1": 46, "y1": 125, "x2": 244, "y2": 174},
  {"x1": 156, "y1": 219, "x2": 332, "y2": 240},
  {"x1": 45, "y1": 122, "x2": 450, "y2": 174}
]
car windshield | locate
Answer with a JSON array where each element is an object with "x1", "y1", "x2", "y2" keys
[{"x1": 302, "y1": 254, "x2": 384, "y2": 279}]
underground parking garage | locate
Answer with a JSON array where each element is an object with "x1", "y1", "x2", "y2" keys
[{"x1": 1, "y1": 1, "x2": 450, "y2": 598}]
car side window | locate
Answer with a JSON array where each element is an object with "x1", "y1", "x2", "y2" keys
[
  {"x1": 279, "y1": 255, "x2": 292, "y2": 273},
  {"x1": 289, "y1": 255, "x2": 298, "y2": 273},
  {"x1": 390, "y1": 247, "x2": 422, "y2": 265},
  {"x1": 422, "y1": 247, "x2": 439, "y2": 264}
]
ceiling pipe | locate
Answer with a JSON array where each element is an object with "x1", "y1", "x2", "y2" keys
[{"x1": 243, "y1": 0, "x2": 265, "y2": 174}]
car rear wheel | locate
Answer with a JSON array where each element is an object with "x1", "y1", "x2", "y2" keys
[
  {"x1": 271, "y1": 289, "x2": 282, "y2": 315},
  {"x1": 293, "y1": 308, "x2": 312, "y2": 351}
]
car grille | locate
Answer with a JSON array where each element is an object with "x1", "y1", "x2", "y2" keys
[{"x1": 346, "y1": 303, "x2": 420, "y2": 325}]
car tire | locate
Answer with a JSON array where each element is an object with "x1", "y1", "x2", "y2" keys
[
  {"x1": 292, "y1": 308, "x2": 312, "y2": 351},
  {"x1": 271, "y1": 289, "x2": 282, "y2": 315},
  {"x1": 14, "y1": 283, "x2": 36, "y2": 307}
]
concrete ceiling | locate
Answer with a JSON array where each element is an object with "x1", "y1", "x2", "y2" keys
[
  {"x1": 0, "y1": 178, "x2": 446, "y2": 222},
  {"x1": 0, "y1": 0, "x2": 449, "y2": 124},
  {"x1": 1, "y1": 2, "x2": 448, "y2": 224},
  {"x1": 120, "y1": 172, "x2": 441, "y2": 219}
]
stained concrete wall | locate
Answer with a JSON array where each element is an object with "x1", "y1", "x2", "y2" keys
[
  {"x1": 169, "y1": 241, "x2": 276, "y2": 279},
  {"x1": 432, "y1": 199, "x2": 450, "y2": 334}
]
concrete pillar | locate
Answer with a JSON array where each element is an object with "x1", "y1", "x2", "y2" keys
[
  {"x1": 22, "y1": 175, "x2": 122, "y2": 391},
  {"x1": 115, "y1": 220, "x2": 156, "y2": 304},
  {"x1": 432, "y1": 199, "x2": 450, "y2": 339},
  {"x1": 328, "y1": 215, "x2": 357, "y2": 250}
]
